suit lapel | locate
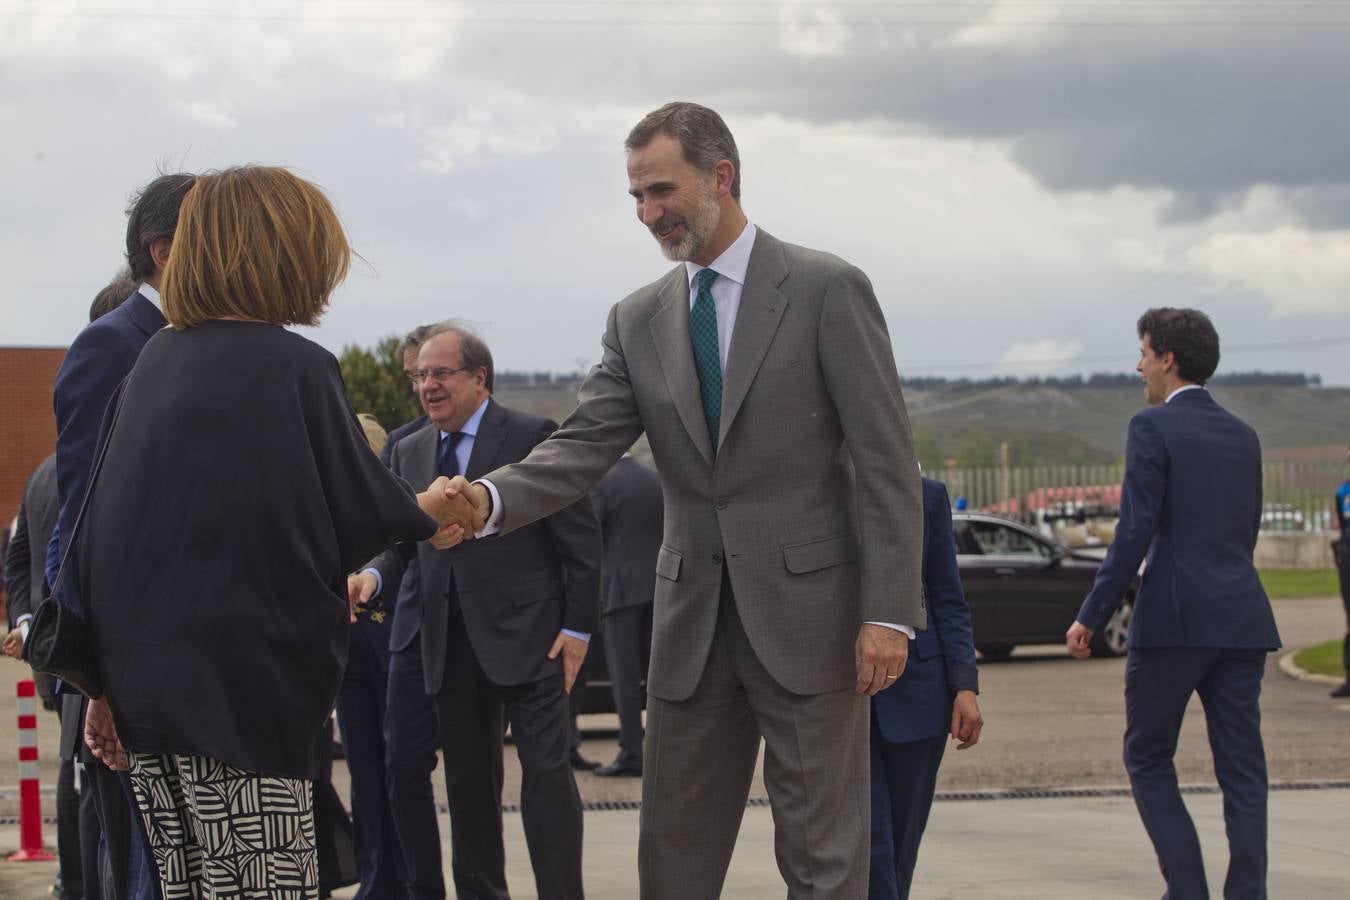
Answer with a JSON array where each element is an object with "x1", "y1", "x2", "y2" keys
[
  {"x1": 719, "y1": 232, "x2": 788, "y2": 449},
  {"x1": 408, "y1": 425, "x2": 440, "y2": 490},
  {"x1": 649, "y1": 269, "x2": 715, "y2": 467},
  {"x1": 465, "y1": 399, "x2": 508, "y2": 480}
]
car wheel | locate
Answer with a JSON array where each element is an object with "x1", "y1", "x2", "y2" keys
[
  {"x1": 977, "y1": 645, "x2": 1014, "y2": 660},
  {"x1": 1090, "y1": 595, "x2": 1133, "y2": 658}
]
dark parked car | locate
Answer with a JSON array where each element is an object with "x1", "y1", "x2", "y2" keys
[{"x1": 953, "y1": 512, "x2": 1136, "y2": 659}]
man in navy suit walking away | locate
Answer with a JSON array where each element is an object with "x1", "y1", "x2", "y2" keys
[
  {"x1": 1067, "y1": 308, "x2": 1281, "y2": 900},
  {"x1": 870, "y1": 476, "x2": 982, "y2": 900}
]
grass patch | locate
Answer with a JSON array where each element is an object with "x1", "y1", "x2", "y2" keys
[
  {"x1": 1293, "y1": 640, "x2": 1345, "y2": 678},
  {"x1": 1258, "y1": 569, "x2": 1340, "y2": 599}
]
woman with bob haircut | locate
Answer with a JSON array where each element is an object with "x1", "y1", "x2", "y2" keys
[{"x1": 76, "y1": 165, "x2": 467, "y2": 898}]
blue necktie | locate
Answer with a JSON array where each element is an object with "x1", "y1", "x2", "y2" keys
[
  {"x1": 438, "y1": 431, "x2": 466, "y2": 617},
  {"x1": 439, "y1": 431, "x2": 465, "y2": 478},
  {"x1": 690, "y1": 268, "x2": 722, "y2": 453}
]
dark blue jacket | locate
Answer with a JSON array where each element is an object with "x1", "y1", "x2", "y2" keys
[
  {"x1": 49, "y1": 290, "x2": 163, "y2": 612},
  {"x1": 1077, "y1": 388, "x2": 1280, "y2": 650},
  {"x1": 872, "y1": 478, "x2": 978, "y2": 744}
]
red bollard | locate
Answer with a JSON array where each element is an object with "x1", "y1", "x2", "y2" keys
[{"x1": 7, "y1": 679, "x2": 54, "y2": 862}]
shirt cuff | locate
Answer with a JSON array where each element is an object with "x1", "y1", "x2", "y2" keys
[
  {"x1": 865, "y1": 620, "x2": 916, "y2": 639},
  {"x1": 560, "y1": 629, "x2": 591, "y2": 643},
  {"x1": 17, "y1": 618, "x2": 31, "y2": 643},
  {"x1": 362, "y1": 568, "x2": 383, "y2": 599},
  {"x1": 475, "y1": 479, "x2": 505, "y2": 536}
]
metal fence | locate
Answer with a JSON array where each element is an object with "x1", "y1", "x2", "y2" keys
[{"x1": 926, "y1": 460, "x2": 1344, "y2": 532}]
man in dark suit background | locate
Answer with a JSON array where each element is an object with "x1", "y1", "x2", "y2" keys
[
  {"x1": 869, "y1": 476, "x2": 981, "y2": 900},
  {"x1": 5, "y1": 452, "x2": 84, "y2": 899},
  {"x1": 588, "y1": 453, "x2": 662, "y2": 777},
  {"x1": 48, "y1": 173, "x2": 196, "y2": 900},
  {"x1": 381, "y1": 324, "x2": 434, "y2": 467},
  {"x1": 334, "y1": 321, "x2": 439, "y2": 900},
  {"x1": 352, "y1": 322, "x2": 601, "y2": 900},
  {"x1": 1067, "y1": 307, "x2": 1281, "y2": 900}
]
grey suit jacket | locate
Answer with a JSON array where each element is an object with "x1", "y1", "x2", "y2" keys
[
  {"x1": 370, "y1": 398, "x2": 602, "y2": 692},
  {"x1": 489, "y1": 229, "x2": 923, "y2": 700}
]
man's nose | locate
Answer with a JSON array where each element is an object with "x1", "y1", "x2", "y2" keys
[{"x1": 639, "y1": 202, "x2": 663, "y2": 226}]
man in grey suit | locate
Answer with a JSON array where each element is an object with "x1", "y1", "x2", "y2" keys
[
  {"x1": 589, "y1": 453, "x2": 663, "y2": 777},
  {"x1": 453, "y1": 102, "x2": 924, "y2": 898}
]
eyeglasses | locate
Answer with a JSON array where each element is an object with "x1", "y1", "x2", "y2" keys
[{"x1": 408, "y1": 366, "x2": 473, "y2": 385}]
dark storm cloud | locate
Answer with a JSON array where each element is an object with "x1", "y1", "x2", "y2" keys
[{"x1": 459, "y1": 11, "x2": 1350, "y2": 228}]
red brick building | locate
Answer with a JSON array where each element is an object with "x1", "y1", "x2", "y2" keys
[{"x1": 1, "y1": 347, "x2": 65, "y2": 524}]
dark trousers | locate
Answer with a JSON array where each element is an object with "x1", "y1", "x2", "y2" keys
[
  {"x1": 385, "y1": 638, "x2": 447, "y2": 900},
  {"x1": 603, "y1": 604, "x2": 652, "y2": 765},
  {"x1": 434, "y1": 612, "x2": 584, "y2": 900},
  {"x1": 83, "y1": 762, "x2": 158, "y2": 900},
  {"x1": 337, "y1": 618, "x2": 407, "y2": 900},
  {"x1": 78, "y1": 768, "x2": 102, "y2": 900},
  {"x1": 868, "y1": 728, "x2": 946, "y2": 900},
  {"x1": 1338, "y1": 551, "x2": 1350, "y2": 674},
  {"x1": 54, "y1": 698, "x2": 85, "y2": 900},
  {"x1": 1124, "y1": 648, "x2": 1269, "y2": 900}
]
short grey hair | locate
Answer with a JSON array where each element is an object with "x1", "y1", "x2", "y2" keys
[
  {"x1": 625, "y1": 101, "x2": 741, "y2": 200},
  {"x1": 422, "y1": 320, "x2": 494, "y2": 391},
  {"x1": 397, "y1": 323, "x2": 435, "y2": 359}
]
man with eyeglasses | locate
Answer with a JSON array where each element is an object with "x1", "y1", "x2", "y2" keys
[{"x1": 352, "y1": 321, "x2": 601, "y2": 900}]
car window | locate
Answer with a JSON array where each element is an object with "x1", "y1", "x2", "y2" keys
[
  {"x1": 952, "y1": 521, "x2": 984, "y2": 556},
  {"x1": 967, "y1": 521, "x2": 1051, "y2": 558}
]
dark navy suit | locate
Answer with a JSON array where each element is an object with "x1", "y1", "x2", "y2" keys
[
  {"x1": 1077, "y1": 387, "x2": 1280, "y2": 900},
  {"x1": 379, "y1": 418, "x2": 447, "y2": 899},
  {"x1": 337, "y1": 565, "x2": 406, "y2": 897},
  {"x1": 333, "y1": 415, "x2": 432, "y2": 900},
  {"x1": 869, "y1": 478, "x2": 978, "y2": 900},
  {"x1": 50, "y1": 289, "x2": 163, "y2": 900}
]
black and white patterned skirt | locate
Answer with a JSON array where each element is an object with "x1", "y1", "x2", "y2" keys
[{"x1": 128, "y1": 752, "x2": 318, "y2": 899}]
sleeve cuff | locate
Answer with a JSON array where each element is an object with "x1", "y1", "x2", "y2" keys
[
  {"x1": 560, "y1": 629, "x2": 591, "y2": 643},
  {"x1": 865, "y1": 620, "x2": 916, "y2": 639},
  {"x1": 476, "y1": 478, "x2": 505, "y2": 536},
  {"x1": 362, "y1": 567, "x2": 383, "y2": 599}
]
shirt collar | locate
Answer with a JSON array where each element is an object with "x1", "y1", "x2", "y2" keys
[
  {"x1": 685, "y1": 221, "x2": 757, "y2": 292},
  {"x1": 138, "y1": 282, "x2": 162, "y2": 311},
  {"x1": 1166, "y1": 384, "x2": 1203, "y2": 403},
  {"x1": 440, "y1": 396, "x2": 490, "y2": 440}
]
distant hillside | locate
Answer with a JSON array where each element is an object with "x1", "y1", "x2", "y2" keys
[{"x1": 496, "y1": 381, "x2": 1350, "y2": 467}]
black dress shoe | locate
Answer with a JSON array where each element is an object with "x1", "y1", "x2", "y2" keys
[
  {"x1": 1331, "y1": 681, "x2": 1350, "y2": 698},
  {"x1": 594, "y1": 759, "x2": 643, "y2": 778},
  {"x1": 570, "y1": 750, "x2": 600, "y2": 771}
]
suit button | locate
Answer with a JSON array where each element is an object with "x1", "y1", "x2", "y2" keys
[
  {"x1": 715, "y1": 499, "x2": 727, "y2": 510},
  {"x1": 712, "y1": 553, "x2": 722, "y2": 564}
]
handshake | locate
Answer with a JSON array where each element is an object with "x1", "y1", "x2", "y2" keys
[{"x1": 417, "y1": 475, "x2": 492, "y2": 550}]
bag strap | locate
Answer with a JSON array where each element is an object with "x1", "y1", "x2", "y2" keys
[{"x1": 50, "y1": 376, "x2": 128, "y2": 608}]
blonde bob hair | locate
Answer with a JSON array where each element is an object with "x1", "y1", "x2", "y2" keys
[{"x1": 163, "y1": 166, "x2": 351, "y2": 328}]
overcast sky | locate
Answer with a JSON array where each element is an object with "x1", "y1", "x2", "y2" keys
[{"x1": 4, "y1": 0, "x2": 1349, "y2": 384}]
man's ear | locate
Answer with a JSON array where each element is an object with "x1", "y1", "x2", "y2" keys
[
  {"x1": 1160, "y1": 350, "x2": 1178, "y2": 374},
  {"x1": 149, "y1": 237, "x2": 173, "y2": 273},
  {"x1": 712, "y1": 159, "x2": 736, "y2": 197}
]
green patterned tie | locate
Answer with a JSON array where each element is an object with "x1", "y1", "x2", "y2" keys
[{"x1": 690, "y1": 267, "x2": 722, "y2": 453}]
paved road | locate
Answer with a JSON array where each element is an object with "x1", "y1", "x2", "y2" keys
[{"x1": 1, "y1": 596, "x2": 1346, "y2": 897}]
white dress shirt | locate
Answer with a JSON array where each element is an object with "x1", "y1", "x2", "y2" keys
[{"x1": 1166, "y1": 384, "x2": 1202, "y2": 403}]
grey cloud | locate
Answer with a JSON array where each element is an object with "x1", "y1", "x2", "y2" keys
[{"x1": 439, "y1": 15, "x2": 1350, "y2": 227}]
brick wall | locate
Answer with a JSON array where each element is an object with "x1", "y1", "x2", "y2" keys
[{"x1": 0, "y1": 348, "x2": 66, "y2": 524}]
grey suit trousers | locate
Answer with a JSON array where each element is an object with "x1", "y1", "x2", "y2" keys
[{"x1": 638, "y1": 580, "x2": 870, "y2": 899}]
